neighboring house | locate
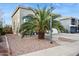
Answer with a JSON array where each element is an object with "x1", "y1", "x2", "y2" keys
[
  {"x1": 12, "y1": 7, "x2": 34, "y2": 34},
  {"x1": 57, "y1": 17, "x2": 79, "y2": 33}
]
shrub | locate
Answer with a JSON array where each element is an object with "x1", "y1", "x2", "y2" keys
[{"x1": 3, "y1": 25, "x2": 13, "y2": 34}]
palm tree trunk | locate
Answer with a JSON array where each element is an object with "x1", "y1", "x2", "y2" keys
[{"x1": 38, "y1": 32, "x2": 45, "y2": 39}]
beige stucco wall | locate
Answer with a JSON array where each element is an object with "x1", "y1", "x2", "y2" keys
[
  {"x1": 12, "y1": 8, "x2": 34, "y2": 34},
  {"x1": 12, "y1": 9, "x2": 20, "y2": 34}
]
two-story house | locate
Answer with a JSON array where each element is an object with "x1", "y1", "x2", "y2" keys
[{"x1": 12, "y1": 6, "x2": 34, "y2": 34}]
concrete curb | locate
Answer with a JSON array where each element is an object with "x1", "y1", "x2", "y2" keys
[{"x1": 5, "y1": 35, "x2": 10, "y2": 56}]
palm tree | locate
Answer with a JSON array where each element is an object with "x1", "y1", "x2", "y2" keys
[{"x1": 19, "y1": 6, "x2": 63, "y2": 39}]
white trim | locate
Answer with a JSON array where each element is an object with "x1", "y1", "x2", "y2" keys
[{"x1": 69, "y1": 25, "x2": 77, "y2": 27}]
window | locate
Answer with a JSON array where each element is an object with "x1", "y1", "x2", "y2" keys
[
  {"x1": 71, "y1": 18, "x2": 75, "y2": 25},
  {"x1": 24, "y1": 19, "x2": 26, "y2": 22},
  {"x1": 22, "y1": 16, "x2": 29, "y2": 23}
]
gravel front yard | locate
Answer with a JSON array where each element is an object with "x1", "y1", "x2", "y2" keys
[{"x1": 6, "y1": 34, "x2": 59, "y2": 56}]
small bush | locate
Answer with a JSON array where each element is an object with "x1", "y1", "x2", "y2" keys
[
  {"x1": 1, "y1": 31, "x2": 5, "y2": 35},
  {"x1": 3, "y1": 25, "x2": 13, "y2": 34}
]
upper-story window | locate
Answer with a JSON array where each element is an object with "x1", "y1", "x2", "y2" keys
[
  {"x1": 22, "y1": 16, "x2": 29, "y2": 23},
  {"x1": 23, "y1": 18, "x2": 27, "y2": 22},
  {"x1": 71, "y1": 18, "x2": 75, "y2": 25},
  {"x1": 22, "y1": 14, "x2": 33, "y2": 23}
]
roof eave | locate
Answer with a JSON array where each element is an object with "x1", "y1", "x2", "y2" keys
[{"x1": 11, "y1": 7, "x2": 32, "y2": 17}]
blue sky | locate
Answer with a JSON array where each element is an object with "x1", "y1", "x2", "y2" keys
[{"x1": 0, "y1": 3, "x2": 79, "y2": 25}]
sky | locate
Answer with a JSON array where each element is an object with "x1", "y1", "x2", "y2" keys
[{"x1": 0, "y1": 3, "x2": 79, "y2": 25}]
